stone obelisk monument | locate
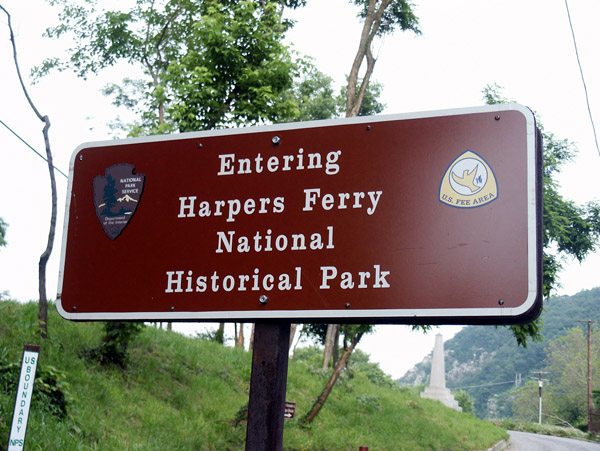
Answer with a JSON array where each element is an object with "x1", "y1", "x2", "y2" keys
[{"x1": 420, "y1": 334, "x2": 461, "y2": 411}]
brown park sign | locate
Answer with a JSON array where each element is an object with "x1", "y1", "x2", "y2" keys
[{"x1": 57, "y1": 104, "x2": 542, "y2": 324}]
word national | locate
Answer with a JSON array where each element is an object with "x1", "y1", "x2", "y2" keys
[{"x1": 215, "y1": 226, "x2": 334, "y2": 254}]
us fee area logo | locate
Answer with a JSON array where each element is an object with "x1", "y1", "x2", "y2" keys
[{"x1": 439, "y1": 150, "x2": 498, "y2": 208}]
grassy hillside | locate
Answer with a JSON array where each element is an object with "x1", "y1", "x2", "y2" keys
[{"x1": 0, "y1": 301, "x2": 507, "y2": 450}]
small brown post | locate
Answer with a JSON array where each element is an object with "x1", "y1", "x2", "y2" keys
[{"x1": 245, "y1": 322, "x2": 290, "y2": 451}]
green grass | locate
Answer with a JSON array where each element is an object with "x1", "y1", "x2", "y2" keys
[{"x1": 0, "y1": 301, "x2": 508, "y2": 450}]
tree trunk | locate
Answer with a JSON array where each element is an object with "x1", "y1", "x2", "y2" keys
[
  {"x1": 237, "y1": 323, "x2": 245, "y2": 349},
  {"x1": 291, "y1": 325, "x2": 303, "y2": 359},
  {"x1": 289, "y1": 324, "x2": 297, "y2": 349},
  {"x1": 303, "y1": 330, "x2": 365, "y2": 424},
  {"x1": 216, "y1": 322, "x2": 225, "y2": 344},
  {"x1": 345, "y1": 0, "x2": 392, "y2": 118},
  {"x1": 303, "y1": 0, "x2": 405, "y2": 427},
  {"x1": 1, "y1": 6, "x2": 56, "y2": 340},
  {"x1": 332, "y1": 324, "x2": 340, "y2": 368},
  {"x1": 37, "y1": 116, "x2": 55, "y2": 340},
  {"x1": 249, "y1": 323, "x2": 255, "y2": 351},
  {"x1": 322, "y1": 324, "x2": 336, "y2": 369}
]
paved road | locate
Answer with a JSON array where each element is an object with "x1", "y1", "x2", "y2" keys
[{"x1": 508, "y1": 430, "x2": 600, "y2": 451}]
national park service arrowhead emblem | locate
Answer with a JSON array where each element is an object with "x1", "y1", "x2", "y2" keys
[
  {"x1": 93, "y1": 164, "x2": 146, "y2": 240},
  {"x1": 439, "y1": 150, "x2": 498, "y2": 208}
]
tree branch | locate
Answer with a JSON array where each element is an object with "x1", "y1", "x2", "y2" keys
[
  {"x1": 140, "y1": 0, "x2": 182, "y2": 128},
  {"x1": 2, "y1": 4, "x2": 57, "y2": 339},
  {"x1": 345, "y1": 0, "x2": 391, "y2": 117},
  {"x1": 302, "y1": 329, "x2": 365, "y2": 423},
  {"x1": 1, "y1": 5, "x2": 44, "y2": 121},
  {"x1": 350, "y1": 45, "x2": 377, "y2": 117}
]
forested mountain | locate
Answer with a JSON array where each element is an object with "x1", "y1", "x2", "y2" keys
[{"x1": 398, "y1": 287, "x2": 600, "y2": 420}]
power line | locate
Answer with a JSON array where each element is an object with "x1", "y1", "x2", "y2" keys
[
  {"x1": 452, "y1": 380, "x2": 516, "y2": 390},
  {"x1": 0, "y1": 118, "x2": 68, "y2": 179},
  {"x1": 565, "y1": 0, "x2": 600, "y2": 157}
]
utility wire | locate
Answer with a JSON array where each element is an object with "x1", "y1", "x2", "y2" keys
[
  {"x1": 0, "y1": 118, "x2": 68, "y2": 179},
  {"x1": 565, "y1": 0, "x2": 600, "y2": 157},
  {"x1": 452, "y1": 380, "x2": 517, "y2": 390}
]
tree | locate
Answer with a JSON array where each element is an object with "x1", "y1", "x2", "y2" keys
[
  {"x1": 545, "y1": 327, "x2": 600, "y2": 426},
  {"x1": 454, "y1": 390, "x2": 475, "y2": 415},
  {"x1": 2, "y1": 5, "x2": 57, "y2": 339},
  {"x1": 39, "y1": 0, "x2": 307, "y2": 349},
  {"x1": 87, "y1": 322, "x2": 145, "y2": 368},
  {"x1": 483, "y1": 84, "x2": 600, "y2": 347},
  {"x1": 345, "y1": 0, "x2": 420, "y2": 117},
  {"x1": 0, "y1": 217, "x2": 7, "y2": 248},
  {"x1": 215, "y1": 323, "x2": 225, "y2": 344},
  {"x1": 302, "y1": 324, "x2": 373, "y2": 423},
  {"x1": 302, "y1": 0, "x2": 420, "y2": 424},
  {"x1": 166, "y1": 0, "x2": 300, "y2": 131},
  {"x1": 292, "y1": 68, "x2": 384, "y2": 370},
  {"x1": 511, "y1": 327, "x2": 599, "y2": 426},
  {"x1": 287, "y1": 63, "x2": 386, "y2": 373},
  {"x1": 322, "y1": 323, "x2": 339, "y2": 369},
  {"x1": 318, "y1": 0, "x2": 417, "y2": 378},
  {"x1": 303, "y1": 323, "x2": 371, "y2": 370},
  {"x1": 235, "y1": 323, "x2": 244, "y2": 349},
  {"x1": 287, "y1": 62, "x2": 339, "y2": 121},
  {"x1": 39, "y1": 0, "x2": 305, "y2": 136},
  {"x1": 512, "y1": 380, "x2": 552, "y2": 423},
  {"x1": 340, "y1": 77, "x2": 386, "y2": 118}
]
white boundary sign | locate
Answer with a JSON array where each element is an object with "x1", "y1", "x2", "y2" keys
[{"x1": 8, "y1": 345, "x2": 40, "y2": 451}]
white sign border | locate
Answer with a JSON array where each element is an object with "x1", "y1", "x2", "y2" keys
[{"x1": 56, "y1": 103, "x2": 540, "y2": 324}]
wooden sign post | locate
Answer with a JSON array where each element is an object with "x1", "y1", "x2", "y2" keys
[{"x1": 245, "y1": 323, "x2": 290, "y2": 451}]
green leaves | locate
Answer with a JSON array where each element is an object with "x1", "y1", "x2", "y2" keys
[
  {"x1": 40, "y1": 0, "x2": 140, "y2": 77},
  {"x1": 544, "y1": 186, "x2": 600, "y2": 262},
  {"x1": 41, "y1": 0, "x2": 303, "y2": 134},
  {"x1": 543, "y1": 327, "x2": 600, "y2": 425},
  {"x1": 83, "y1": 322, "x2": 145, "y2": 368},
  {"x1": 453, "y1": 389, "x2": 475, "y2": 414},
  {"x1": 483, "y1": 84, "x2": 600, "y2": 347},
  {"x1": 0, "y1": 360, "x2": 73, "y2": 419},
  {"x1": 484, "y1": 84, "x2": 600, "y2": 296},
  {"x1": 41, "y1": 0, "x2": 391, "y2": 135},
  {"x1": 351, "y1": 0, "x2": 421, "y2": 36},
  {"x1": 0, "y1": 217, "x2": 7, "y2": 248},
  {"x1": 166, "y1": 0, "x2": 298, "y2": 131}
]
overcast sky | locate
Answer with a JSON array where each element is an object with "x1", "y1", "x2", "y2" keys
[{"x1": 1, "y1": 0, "x2": 599, "y2": 379}]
